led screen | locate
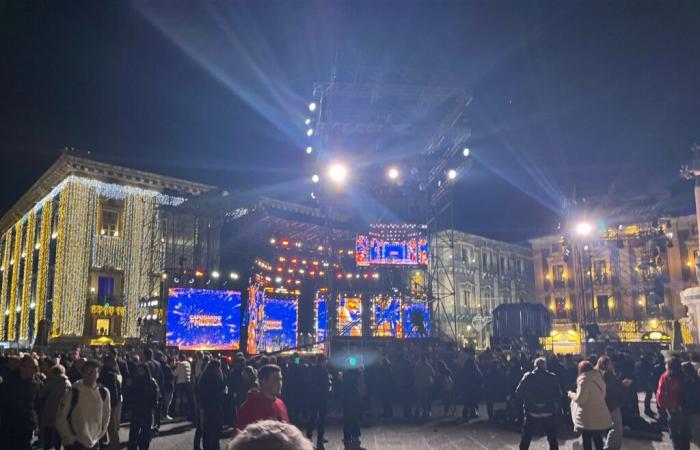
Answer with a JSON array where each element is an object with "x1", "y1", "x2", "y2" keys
[
  {"x1": 337, "y1": 296, "x2": 362, "y2": 336},
  {"x1": 403, "y1": 303, "x2": 430, "y2": 338},
  {"x1": 356, "y1": 235, "x2": 428, "y2": 266},
  {"x1": 247, "y1": 286, "x2": 264, "y2": 354},
  {"x1": 167, "y1": 288, "x2": 241, "y2": 350},
  {"x1": 316, "y1": 297, "x2": 328, "y2": 343},
  {"x1": 259, "y1": 298, "x2": 298, "y2": 352},
  {"x1": 373, "y1": 297, "x2": 402, "y2": 337}
]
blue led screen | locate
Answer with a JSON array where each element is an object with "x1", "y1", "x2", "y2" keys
[
  {"x1": 373, "y1": 297, "x2": 401, "y2": 337},
  {"x1": 166, "y1": 288, "x2": 241, "y2": 350},
  {"x1": 259, "y1": 298, "x2": 298, "y2": 352},
  {"x1": 316, "y1": 297, "x2": 328, "y2": 343},
  {"x1": 402, "y1": 303, "x2": 430, "y2": 338}
]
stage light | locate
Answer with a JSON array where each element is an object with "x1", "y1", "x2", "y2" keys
[
  {"x1": 282, "y1": 240, "x2": 289, "y2": 246},
  {"x1": 211, "y1": 270, "x2": 220, "y2": 279},
  {"x1": 304, "y1": 118, "x2": 311, "y2": 125},
  {"x1": 576, "y1": 222, "x2": 593, "y2": 236},
  {"x1": 229, "y1": 272, "x2": 239, "y2": 280},
  {"x1": 463, "y1": 147, "x2": 470, "y2": 157},
  {"x1": 188, "y1": 278, "x2": 195, "y2": 284},
  {"x1": 312, "y1": 174, "x2": 319, "y2": 183},
  {"x1": 310, "y1": 192, "x2": 316, "y2": 200},
  {"x1": 270, "y1": 238, "x2": 276, "y2": 244},
  {"x1": 306, "y1": 128, "x2": 314, "y2": 137},
  {"x1": 447, "y1": 169, "x2": 458, "y2": 180},
  {"x1": 173, "y1": 275, "x2": 180, "y2": 283},
  {"x1": 328, "y1": 163, "x2": 347, "y2": 183},
  {"x1": 308, "y1": 102, "x2": 317, "y2": 112},
  {"x1": 387, "y1": 167, "x2": 399, "y2": 180},
  {"x1": 306, "y1": 146, "x2": 313, "y2": 154},
  {"x1": 161, "y1": 273, "x2": 167, "y2": 280},
  {"x1": 275, "y1": 277, "x2": 282, "y2": 284},
  {"x1": 195, "y1": 270, "x2": 205, "y2": 278}
]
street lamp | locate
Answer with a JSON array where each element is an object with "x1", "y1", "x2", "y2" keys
[{"x1": 576, "y1": 222, "x2": 593, "y2": 236}]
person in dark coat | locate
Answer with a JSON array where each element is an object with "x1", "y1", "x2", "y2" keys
[
  {"x1": 515, "y1": 357, "x2": 561, "y2": 450},
  {"x1": 461, "y1": 357, "x2": 483, "y2": 419},
  {"x1": 197, "y1": 359, "x2": 226, "y2": 450},
  {"x1": 0, "y1": 355, "x2": 43, "y2": 450},
  {"x1": 126, "y1": 363, "x2": 159, "y2": 450},
  {"x1": 306, "y1": 355, "x2": 331, "y2": 446},
  {"x1": 98, "y1": 354, "x2": 123, "y2": 450},
  {"x1": 342, "y1": 368, "x2": 362, "y2": 445},
  {"x1": 143, "y1": 349, "x2": 163, "y2": 432}
]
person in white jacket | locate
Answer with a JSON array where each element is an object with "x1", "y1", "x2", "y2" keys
[
  {"x1": 56, "y1": 360, "x2": 111, "y2": 450},
  {"x1": 568, "y1": 361, "x2": 613, "y2": 450}
]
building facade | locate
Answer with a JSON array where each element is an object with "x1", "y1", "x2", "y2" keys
[
  {"x1": 530, "y1": 216, "x2": 698, "y2": 351},
  {"x1": 0, "y1": 155, "x2": 217, "y2": 345},
  {"x1": 432, "y1": 230, "x2": 534, "y2": 347}
]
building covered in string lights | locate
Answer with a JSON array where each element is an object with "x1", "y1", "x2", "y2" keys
[{"x1": 0, "y1": 154, "x2": 215, "y2": 346}]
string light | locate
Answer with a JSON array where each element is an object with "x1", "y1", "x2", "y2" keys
[
  {"x1": 19, "y1": 210, "x2": 36, "y2": 339},
  {"x1": 34, "y1": 201, "x2": 54, "y2": 337},
  {"x1": 0, "y1": 236, "x2": 11, "y2": 337},
  {"x1": 7, "y1": 222, "x2": 23, "y2": 340}
]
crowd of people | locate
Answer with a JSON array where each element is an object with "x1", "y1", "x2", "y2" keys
[{"x1": 1, "y1": 342, "x2": 700, "y2": 450}]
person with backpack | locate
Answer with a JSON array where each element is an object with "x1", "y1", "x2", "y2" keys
[
  {"x1": 126, "y1": 363, "x2": 159, "y2": 450},
  {"x1": 37, "y1": 364, "x2": 71, "y2": 450},
  {"x1": 657, "y1": 357, "x2": 691, "y2": 450},
  {"x1": 515, "y1": 357, "x2": 561, "y2": 450},
  {"x1": 56, "y1": 359, "x2": 111, "y2": 450}
]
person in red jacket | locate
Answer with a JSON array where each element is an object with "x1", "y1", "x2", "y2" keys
[
  {"x1": 236, "y1": 365, "x2": 289, "y2": 431},
  {"x1": 657, "y1": 356, "x2": 690, "y2": 450}
]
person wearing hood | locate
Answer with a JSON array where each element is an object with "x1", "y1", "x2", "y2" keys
[
  {"x1": 236, "y1": 364, "x2": 289, "y2": 431},
  {"x1": 197, "y1": 359, "x2": 226, "y2": 450},
  {"x1": 126, "y1": 363, "x2": 159, "y2": 450},
  {"x1": 657, "y1": 357, "x2": 691, "y2": 450},
  {"x1": 56, "y1": 359, "x2": 111, "y2": 450},
  {"x1": 37, "y1": 364, "x2": 71, "y2": 450},
  {"x1": 568, "y1": 361, "x2": 613, "y2": 450}
]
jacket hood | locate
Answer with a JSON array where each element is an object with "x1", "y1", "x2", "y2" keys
[{"x1": 581, "y1": 369, "x2": 605, "y2": 389}]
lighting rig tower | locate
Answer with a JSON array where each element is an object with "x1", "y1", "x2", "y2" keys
[{"x1": 304, "y1": 63, "x2": 473, "y2": 343}]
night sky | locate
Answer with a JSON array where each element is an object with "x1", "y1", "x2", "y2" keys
[{"x1": 1, "y1": 1, "x2": 699, "y2": 243}]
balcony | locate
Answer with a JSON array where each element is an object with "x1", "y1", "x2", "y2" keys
[{"x1": 88, "y1": 293, "x2": 124, "y2": 306}]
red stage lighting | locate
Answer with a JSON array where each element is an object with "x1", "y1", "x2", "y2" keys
[
  {"x1": 195, "y1": 270, "x2": 205, "y2": 278},
  {"x1": 281, "y1": 240, "x2": 289, "y2": 247}
]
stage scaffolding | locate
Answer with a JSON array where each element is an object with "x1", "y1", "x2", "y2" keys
[{"x1": 308, "y1": 64, "x2": 473, "y2": 344}]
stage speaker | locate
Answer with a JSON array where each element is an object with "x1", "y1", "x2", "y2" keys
[{"x1": 492, "y1": 304, "x2": 551, "y2": 339}]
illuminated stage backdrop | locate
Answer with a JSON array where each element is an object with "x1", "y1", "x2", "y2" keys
[
  {"x1": 402, "y1": 302, "x2": 430, "y2": 338},
  {"x1": 337, "y1": 295, "x2": 362, "y2": 336},
  {"x1": 316, "y1": 296, "x2": 328, "y2": 344},
  {"x1": 373, "y1": 297, "x2": 402, "y2": 337},
  {"x1": 247, "y1": 285, "x2": 264, "y2": 354},
  {"x1": 166, "y1": 288, "x2": 241, "y2": 350},
  {"x1": 356, "y1": 235, "x2": 428, "y2": 266},
  {"x1": 259, "y1": 298, "x2": 298, "y2": 352}
]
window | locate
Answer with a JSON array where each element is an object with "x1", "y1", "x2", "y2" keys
[
  {"x1": 597, "y1": 295, "x2": 610, "y2": 319},
  {"x1": 555, "y1": 297, "x2": 567, "y2": 317},
  {"x1": 593, "y1": 260, "x2": 607, "y2": 283},
  {"x1": 100, "y1": 209, "x2": 120, "y2": 236},
  {"x1": 500, "y1": 257, "x2": 505, "y2": 273},
  {"x1": 97, "y1": 276, "x2": 114, "y2": 301},
  {"x1": 482, "y1": 252, "x2": 488, "y2": 268},
  {"x1": 461, "y1": 246, "x2": 467, "y2": 263},
  {"x1": 551, "y1": 244, "x2": 559, "y2": 253},
  {"x1": 463, "y1": 290, "x2": 471, "y2": 308},
  {"x1": 553, "y1": 265, "x2": 565, "y2": 284}
]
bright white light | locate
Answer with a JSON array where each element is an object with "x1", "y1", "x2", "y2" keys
[
  {"x1": 328, "y1": 163, "x2": 348, "y2": 183},
  {"x1": 211, "y1": 270, "x2": 220, "y2": 279},
  {"x1": 29, "y1": 302, "x2": 36, "y2": 309},
  {"x1": 305, "y1": 146, "x2": 313, "y2": 154},
  {"x1": 310, "y1": 192, "x2": 317, "y2": 200},
  {"x1": 312, "y1": 174, "x2": 320, "y2": 183},
  {"x1": 16, "y1": 306, "x2": 21, "y2": 313},
  {"x1": 304, "y1": 118, "x2": 311, "y2": 125},
  {"x1": 275, "y1": 277, "x2": 283, "y2": 284},
  {"x1": 576, "y1": 222, "x2": 593, "y2": 236},
  {"x1": 447, "y1": 169, "x2": 458, "y2": 180},
  {"x1": 387, "y1": 167, "x2": 399, "y2": 180},
  {"x1": 229, "y1": 272, "x2": 239, "y2": 280},
  {"x1": 463, "y1": 147, "x2": 470, "y2": 157},
  {"x1": 308, "y1": 102, "x2": 317, "y2": 112},
  {"x1": 306, "y1": 128, "x2": 314, "y2": 137}
]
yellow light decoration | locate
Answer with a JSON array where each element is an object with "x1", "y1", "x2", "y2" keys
[
  {"x1": 51, "y1": 189, "x2": 69, "y2": 337},
  {"x1": 19, "y1": 210, "x2": 36, "y2": 339},
  {"x1": 0, "y1": 236, "x2": 11, "y2": 337},
  {"x1": 7, "y1": 222, "x2": 24, "y2": 340},
  {"x1": 34, "y1": 201, "x2": 52, "y2": 332},
  {"x1": 91, "y1": 305, "x2": 125, "y2": 316}
]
